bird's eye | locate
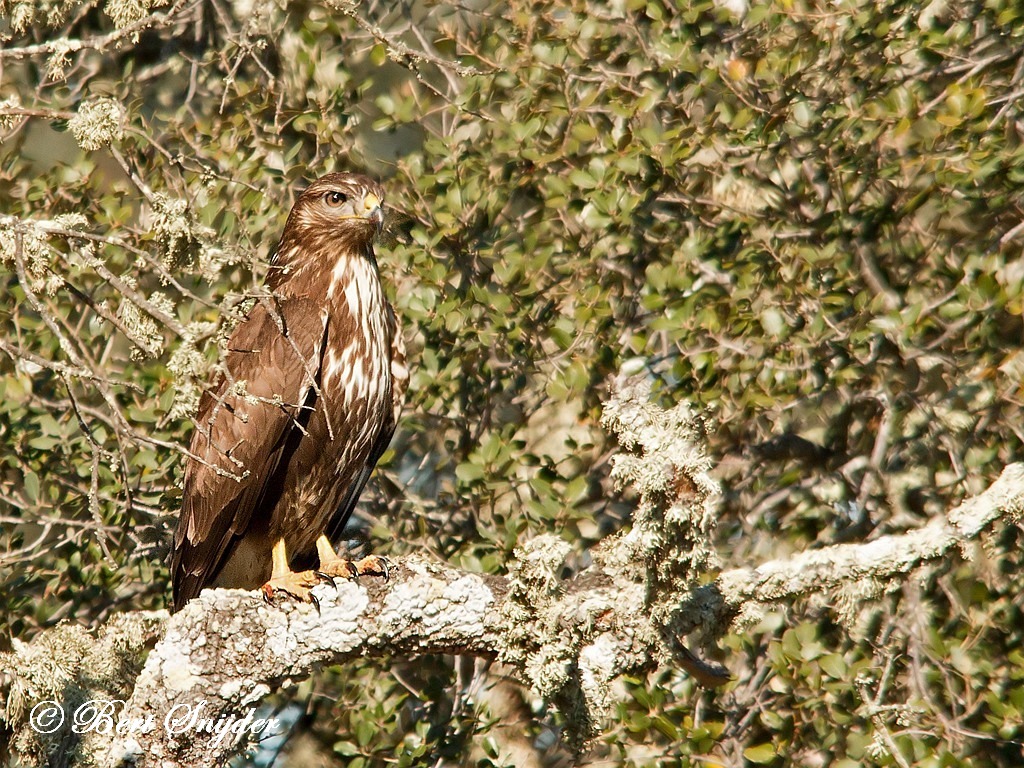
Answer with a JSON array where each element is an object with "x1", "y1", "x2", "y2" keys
[{"x1": 324, "y1": 191, "x2": 347, "y2": 207}]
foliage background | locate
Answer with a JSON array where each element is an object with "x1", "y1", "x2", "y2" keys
[{"x1": 1, "y1": 0, "x2": 1023, "y2": 765}]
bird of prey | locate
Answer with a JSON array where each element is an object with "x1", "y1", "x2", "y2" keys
[{"x1": 170, "y1": 173, "x2": 407, "y2": 612}]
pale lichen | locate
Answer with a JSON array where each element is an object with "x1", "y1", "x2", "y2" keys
[
  {"x1": 729, "y1": 601, "x2": 767, "y2": 633},
  {"x1": 0, "y1": 612, "x2": 164, "y2": 768},
  {"x1": 0, "y1": 94, "x2": 22, "y2": 134},
  {"x1": 577, "y1": 633, "x2": 619, "y2": 719},
  {"x1": 511, "y1": 534, "x2": 571, "y2": 595},
  {"x1": 499, "y1": 536, "x2": 569, "y2": 671},
  {"x1": 834, "y1": 577, "x2": 886, "y2": 630},
  {"x1": 104, "y1": 0, "x2": 151, "y2": 28},
  {"x1": 4, "y1": 0, "x2": 88, "y2": 32},
  {"x1": 597, "y1": 376, "x2": 721, "y2": 611},
  {"x1": 497, "y1": 535, "x2": 611, "y2": 746},
  {"x1": 148, "y1": 289, "x2": 175, "y2": 318},
  {"x1": 45, "y1": 38, "x2": 75, "y2": 80},
  {"x1": 7, "y1": 2, "x2": 36, "y2": 33},
  {"x1": 1, "y1": 626, "x2": 91, "y2": 726},
  {"x1": 227, "y1": 378, "x2": 262, "y2": 407},
  {"x1": 68, "y1": 97, "x2": 126, "y2": 151},
  {"x1": 166, "y1": 338, "x2": 207, "y2": 419},
  {"x1": 297, "y1": 581, "x2": 369, "y2": 653},
  {"x1": 591, "y1": 377, "x2": 734, "y2": 691},
  {"x1": 53, "y1": 213, "x2": 89, "y2": 231},
  {"x1": 149, "y1": 192, "x2": 212, "y2": 268},
  {"x1": 197, "y1": 243, "x2": 233, "y2": 280},
  {"x1": 0, "y1": 216, "x2": 62, "y2": 294},
  {"x1": 377, "y1": 566, "x2": 493, "y2": 643},
  {"x1": 493, "y1": 383, "x2": 735, "y2": 743},
  {"x1": 116, "y1": 277, "x2": 164, "y2": 359}
]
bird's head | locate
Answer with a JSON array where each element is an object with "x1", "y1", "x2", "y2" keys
[
  {"x1": 290, "y1": 172, "x2": 386, "y2": 239},
  {"x1": 270, "y1": 173, "x2": 387, "y2": 286}
]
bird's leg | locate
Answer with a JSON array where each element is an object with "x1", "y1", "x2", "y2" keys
[
  {"x1": 261, "y1": 538, "x2": 331, "y2": 608},
  {"x1": 315, "y1": 535, "x2": 390, "y2": 582}
]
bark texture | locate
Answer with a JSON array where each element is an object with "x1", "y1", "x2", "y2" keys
[{"x1": 2, "y1": 382, "x2": 1022, "y2": 766}]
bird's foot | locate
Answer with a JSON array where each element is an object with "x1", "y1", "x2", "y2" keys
[
  {"x1": 318, "y1": 553, "x2": 391, "y2": 582},
  {"x1": 261, "y1": 569, "x2": 332, "y2": 609}
]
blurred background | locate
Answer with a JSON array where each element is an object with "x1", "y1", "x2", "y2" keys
[{"x1": 1, "y1": 0, "x2": 1023, "y2": 765}]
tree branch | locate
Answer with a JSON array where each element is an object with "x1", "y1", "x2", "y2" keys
[
  {"x1": 3, "y1": 383, "x2": 1022, "y2": 767},
  {"x1": 0, "y1": 1, "x2": 195, "y2": 62},
  {"x1": 717, "y1": 462, "x2": 1024, "y2": 608}
]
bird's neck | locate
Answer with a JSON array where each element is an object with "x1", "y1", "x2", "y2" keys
[
  {"x1": 267, "y1": 239, "x2": 382, "y2": 308},
  {"x1": 325, "y1": 250, "x2": 386, "y2": 322}
]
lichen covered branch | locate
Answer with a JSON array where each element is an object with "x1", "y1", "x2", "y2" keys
[
  {"x1": 715, "y1": 462, "x2": 1024, "y2": 613},
  {"x1": 2, "y1": 385, "x2": 1022, "y2": 767}
]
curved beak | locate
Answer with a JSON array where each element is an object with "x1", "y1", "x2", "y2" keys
[{"x1": 363, "y1": 192, "x2": 384, "y2": 231}]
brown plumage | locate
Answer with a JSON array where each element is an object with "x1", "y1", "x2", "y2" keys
[{"x1": 170, "y1": 173, "x2": 408, "y2": 612}]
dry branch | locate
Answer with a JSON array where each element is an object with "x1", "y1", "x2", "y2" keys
[
  {"x1": 717, "y1": 462, "x2": 1024, "y2": 607},
  {"x1": 1, "y1": 461, "x2": 1020, "y2": 767},
  {"x1": 2, "y1": 383, "x2": 1022, "y2": 767}
]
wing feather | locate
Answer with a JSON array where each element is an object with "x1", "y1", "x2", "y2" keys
[{"x1": 170, "y1": 296, "x2": 327, "y2": 611}]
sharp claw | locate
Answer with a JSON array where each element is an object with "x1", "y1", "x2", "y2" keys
[
  {"x1": 315, "y1": 570, "x2": 334, "y2": 585},
  {"x1": 339, "y1": 563, "x2": 357, "y2": 580},
  {"x1": 310, "y1": 592, "x2": 320, "y2": 613},
  {"x1": 379, "y1": 557, "x2": 391, "y2": 582}
]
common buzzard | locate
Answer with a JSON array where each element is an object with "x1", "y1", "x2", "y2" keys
[{"x1": 170, "y1": 173, "x2": 407, "y2": 611}]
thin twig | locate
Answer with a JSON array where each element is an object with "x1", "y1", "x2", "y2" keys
[{"x1": 0, "y1": 0, "x2": 196, "y2": 61}]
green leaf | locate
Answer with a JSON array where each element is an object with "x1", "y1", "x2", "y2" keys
[
  {"x1": 820, "y1": 653, "x2": 847, "y2": 678},
  {"x1": 24, "y1": 470, "x2": 40, "y2": 503},
  {"x1": 333, "y1": 741, "x2": 359, "y2": 756},
  {"x1": 455, "y1": 462, "x2": 485, "y2": 482},
  {"x1": 743, "y1": 743, "x2": 778, "y2": 764}
]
